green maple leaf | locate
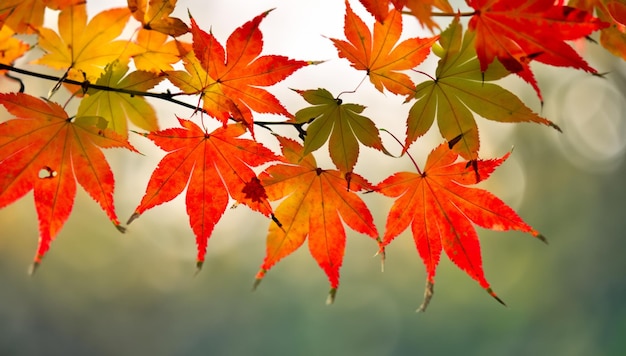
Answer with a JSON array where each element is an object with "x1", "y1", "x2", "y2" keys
[
  {"x1": 294, "y1": 88, "x2": 386, "y2": 174},
  {"x1": 406, "y1": 18, "x2": 560, "y2": 160},
  {"x1": 77, "y1": 60, "x2": 164, "y2": 137}
]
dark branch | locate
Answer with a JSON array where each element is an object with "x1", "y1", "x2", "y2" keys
[
  {"x1": 0, "y1": 63, "x2": 303, "y2": 135},
  {"x1": 3, "y1": 71, "x2": 25, "y2": 93},
  {"x1": 0, "y1": 63, "x2": 196, "y2": 109}
]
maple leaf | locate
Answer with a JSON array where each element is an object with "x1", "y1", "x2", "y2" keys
[
  {"x1": 77, "y1": 60, "x2": 165, "y2": 137},
  {"x1": 127, "y1": 120, "x2": 281, "y2": 268},
  {"x1": 128, "y1": 0, "x2": 189, "y2": 37},
  {"x1": 166, "y1": 12, "x2": 309, "y2": 135},
  {"x1": 569, "y1": 0, "x2": 626, "y2": 60},
  {"x1": 0, "y1": 25, "x2": 30, "y2": 72},
  {"x1": 294, "y1": 88, "x2": 386, "y2": 175},
  {"x1": 357, "y1": 0, "x2": 406, "y2": 23},
  {"x1": 1, "y1": 0, "x2": 42, "y2": 34},
  {"x1": 331, "y1": 1, "x2": 438, "y2": 96},
  {"x1": 1, "y1": 1, "x2": 32, "y2": 34},
  {"x1": 0, "y1": 93, "x2": 136, "y2": 270},
  {"x1": 406, "y1": 18, "x2": 559, "y2": 160},
  {"x1": 375, "y1": 141, "x2": 545, "y2": 311},
  {"x1": 254, "y1": 136, "x2": 379, "y2": 303},
  {"x1": 0, "y1": 0, "x2": 82, "y2": 33},
  {"x1": 132, "y1": 28, "x2": 183, "y2": 72},
  {"x1": 467, "y1": 0, "x2": 609, "y2": 98},
  {"x1": 32, "y1": 3, "x2": 139, "y2": 83},
  {"x1": 44, "y1": 0, "x2": 85, "y2": 10}
]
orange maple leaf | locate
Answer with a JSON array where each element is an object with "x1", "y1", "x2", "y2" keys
[
  {"x1": 166, "y1": 11, "x2": 309, "y2": 135},
  {"x1": 0, "y1": 25, "x2": 30, "y2": 72},
  {"x1": 569, "y1": 0, "x2": 626, "y2": 60},
  {"x1": 467, "y1": 0, "x2": 609, "y2": 99},
  {"x1": 0, "y1": 93, "x2": 136, "y2": 270},
  {"x1": 331, "y1": 1, "x2": 438, "y2": 96},
  {"x1": 254, "y1": 136, "x2": 379, "y2": 303},
  {"x1": 127, "y1": 120, "x2": 281, "y2": 268},
  {"x1": 375, "y1": 141, "x2": 545, "y2": 311}
]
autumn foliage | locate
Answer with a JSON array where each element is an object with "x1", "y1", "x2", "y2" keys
[{"x1": 0, "y1": 0, "x2": 623, "y2": 310}]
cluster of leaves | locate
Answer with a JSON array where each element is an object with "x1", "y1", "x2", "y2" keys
[{"x1": 0, "y1": 0, "x2": 621, "y2": 310}]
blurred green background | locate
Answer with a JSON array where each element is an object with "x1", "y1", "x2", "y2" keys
[{"x1": 2, "y1": 0, "x2": 626, "y2": 355}]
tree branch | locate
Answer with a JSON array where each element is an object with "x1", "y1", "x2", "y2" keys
[
  {"x1": 1, "y1": 63, "x2": 198, "y2": 109},
  {"x1": 0, "y1": 63, "x2": 302, "y2": 134}
]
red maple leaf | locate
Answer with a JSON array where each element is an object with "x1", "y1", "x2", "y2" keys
[
  {"x1": 127, "y1": 120, "x2": 281, "y2": 268},
  {"x1": 467, "y1": 0, "x2": 609, "y2": 98},
  {"x1": 166, "y1": 11, "x2": 309, "y2": 135},
  {"x1": 0, "y1": 93, "x2": 135, "y2": 270},
  {"x1": 357, "y1": 0, "x2": 406, "y2": 23},
  {"x1": 375, "y1": 141, "x2": 545, "y2": 311},
  {"x1": 254, "y1": 136, "x2": 379, "y2": 303}
]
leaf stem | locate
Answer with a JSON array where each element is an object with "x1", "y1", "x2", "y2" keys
[
  {"x1": 337, "y1": 74, "x2": 368, "y2": 99},
  {"x1": 412, "y1": 69, "x2": 436, "y2": 82},
  {"x1": 379, "y1": 128, "x2": 422, "y2": 175}
]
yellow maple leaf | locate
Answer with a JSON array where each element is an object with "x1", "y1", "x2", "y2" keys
[
  {"x1": 0, "y1": 0, "x2": 44, "y2": 34},
  {"x1": 0, "y1": 0, "x2": 84, "y2": 34},
  {"x1": 32, "y1": 3, "x2": 140, "y2": 83},
  {"x1": 132, "y1": 28, "x2": 182, "y2": 72}
]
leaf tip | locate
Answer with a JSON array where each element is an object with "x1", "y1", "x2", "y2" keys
[
  {"x1": 307, "y1": 60, "x2": 326, "y2": 65},
  {"x1": 252, "y1": 278, "x2": 262, "y2": 291},
  {"x1": 374, "y1": 237, "x2": 386, "y2": 272},
  {"x1": 535, "y1": 233, "x2": 548, "y2": 245},
  {"x1": 326, "y1": 288, "x2": 337, "y2": 305},
  {"x1": 253, "y1": 269, "x2": 267, "y2": 291},
  {"x1": 417, "y1": 280, "x2": 434, "y2": 312},
  {"x1": 486, "y1": 288, "x2": 507, "y2": 307},
  {"x1": 592, "y1": 71, "x2": 609, "y2": 79},
  {"x1": 263, "y1": 8, "x2": 276, "y2": 17},
  {"x1": 28, "y1": 260, "x2": 41, "y2": 276},
  {"x1": 115, "y1": 223, "x2": 127, "y2": 233},
  {"x1": 195, "y1": 260, "x2": 204, "y2": 274},
  {"x1": 448, "y1": 133, "x2": 463, "y2": 149},
  {"x1": 127, "y1": 212, "x2": 141, "y2": 225},
  {"x1": 271, "y1": 214, "x2": 283, "y2": 229},
  {"x1": 290, "y1": 87, "x2": 305, "y2": 95}
]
